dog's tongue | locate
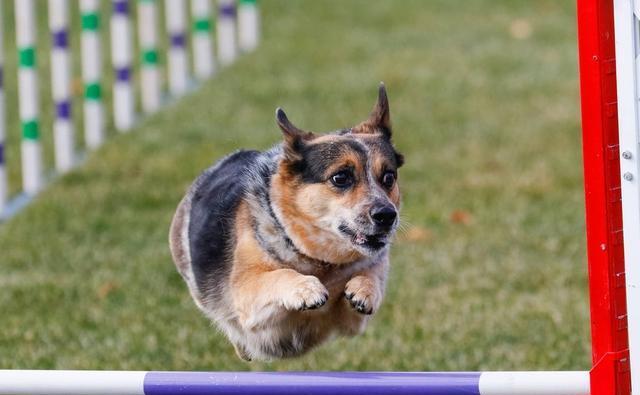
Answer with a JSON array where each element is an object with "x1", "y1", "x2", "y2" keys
[{"x1": 355, "y1": 233, "x2": 367, "y2": 245}]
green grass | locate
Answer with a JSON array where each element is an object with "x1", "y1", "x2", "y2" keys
[{"x1": 0, "y1": 0, "x2": 590, "y2": 371}]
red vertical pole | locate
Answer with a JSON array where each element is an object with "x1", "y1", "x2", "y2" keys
[{"x1": 577, "y1": 0, "x2": 631, "y2": 394}]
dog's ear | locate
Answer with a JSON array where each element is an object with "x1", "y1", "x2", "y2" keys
[
  {"x1": 352, "y1": 83, "x2": 392, "y2": 138},
  {"x1": 276, "y1": 108, "x2": 315, "y2": 161}
]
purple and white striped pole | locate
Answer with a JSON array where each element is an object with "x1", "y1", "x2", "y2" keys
[
  {"x1": 111, "y1": 0, "x2": 135, "y2": 131},
  {"x1": 0, "y1": 2, "x2": 6, "y2": 214},
  {"x1": 0, "y1": 370, "x2": 590, "y2": 395},
  {"x1": 49, "y1": 0, "x2": 75, "y2": 172},
  {"x1": 217, "y1": 0, "x2": 237, "y2": 66},
  {"x1": 165, "y1": 0, "x2": 189, "y2": 95}
]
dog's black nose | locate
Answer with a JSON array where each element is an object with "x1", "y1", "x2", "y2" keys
[{"x1": 371, "y1": 205, "x2": 397, "y2": 227}]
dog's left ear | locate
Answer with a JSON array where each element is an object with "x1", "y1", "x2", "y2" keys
[
  {"x1": 353, "y1": 83, "x2": 392, "y2": 138},
  {"x1": 275, "y1": 108, "x2": 315, "y2": 161}
]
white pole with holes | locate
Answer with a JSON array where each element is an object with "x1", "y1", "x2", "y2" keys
[{"x1": 612, "y1": 0, "x2": 640, "y2": 392}]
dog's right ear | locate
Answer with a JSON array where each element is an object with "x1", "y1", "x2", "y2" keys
[{"x1": 276, "y1": 108, "x2": 315, "y2": 161}]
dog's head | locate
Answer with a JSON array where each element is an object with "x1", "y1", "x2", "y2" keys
[{"x1": 271, "y1": 84, "x2": 404, "y2": 264}]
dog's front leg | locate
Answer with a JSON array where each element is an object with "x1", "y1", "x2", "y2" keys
[
  {"x1": 232, "y1": 266, "x2": 329, "y2": 331},
  {"x1": 344, "y1": 259, "x2": 389, "y2": 315}
]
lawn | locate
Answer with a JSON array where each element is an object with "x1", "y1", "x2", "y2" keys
[{"x1": 0, "y1": 0, "x2": 590, "y2": 371}]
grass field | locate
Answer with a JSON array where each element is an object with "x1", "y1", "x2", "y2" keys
[{"x1": 0, "y1": 1, "x2": 590, "y2": 371}]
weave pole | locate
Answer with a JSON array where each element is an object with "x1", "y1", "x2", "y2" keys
[
  {"x1": 138, "y1": 0, "x2": 161, "y2": 113},
  {"x1": 80, "y1": 0, "x2": 104, "y2": 150},
  {"x1": 0, "y1": 2, "x2": 6, "y2": 214},
  {"x1": 0, "y1": 370, "x2": 590, "y2": 395},
  {"x1": 165, "y1": 0, "x2": 189, "y2": 95},
  {"x1": 15, "y1": 0, "x2": 43, "y2": 195},
  {"x1": 191, "y1": 0, "x2": 215, "y2": 79},
  {"x1": 0, "y1": 2, "x2": 9, "y2": 213},
  {"x1": 238, "y1": 0, "x2": 258, "y2": 52},
  {"x1": 49, "y1": 0, "x2": 75, "y2": 172},
  {"x1": 217, "y1": 0, "x2": 237, "y2": 66},
  {"x1": 111, "y1": 0, "x2": 135, "y2": 131}
]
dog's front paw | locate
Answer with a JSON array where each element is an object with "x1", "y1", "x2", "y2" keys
[
  {"x1": 344, "y1": 275, "x2": 381, "y2": 315},
  {"x1": 282, "y1": 275, "x2": 329, "y2": 311}
]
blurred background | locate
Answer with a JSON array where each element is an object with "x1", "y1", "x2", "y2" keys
[{"x1": 0, "y1": 0, "x2": 589, "y2": 371}]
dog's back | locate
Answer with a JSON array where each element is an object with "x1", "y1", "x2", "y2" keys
[{"x1": 170, "y1": 150, "x2": 261, "y2": 308}]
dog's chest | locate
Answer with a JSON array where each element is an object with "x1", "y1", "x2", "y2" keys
[{"x1": 305, "y1": 259, "x2": 377, "y2": 293}]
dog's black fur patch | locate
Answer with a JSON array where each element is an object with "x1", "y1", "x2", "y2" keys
[
  {"x1": 188, "y1": 150, "x2": 262, "y2": 297},
  {"x1": 297, "y1": 140, "x2": 369, "y2": 183}
]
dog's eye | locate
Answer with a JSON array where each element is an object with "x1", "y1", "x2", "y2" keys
[
  {"x1": 331, "y1": 171, "x2": 354, "y2": 188},
  {"x1": 381, "y1": 171, "x2": 396, "y2": 189}
]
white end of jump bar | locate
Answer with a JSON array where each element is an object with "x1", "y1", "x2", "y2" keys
[
  {"x1": 479, "y1": 371, "x2": 590, "y2": 395},
  {"x1": 613, "y1": 0, "x2": 640, "y2": 393},
  {"x1": 0, "y1": 370, "x2": 146, "y2": 395}
]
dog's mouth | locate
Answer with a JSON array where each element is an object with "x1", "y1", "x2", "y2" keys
[{"x1": 338, "y1": 224, "x2": 388, "y2": 250}]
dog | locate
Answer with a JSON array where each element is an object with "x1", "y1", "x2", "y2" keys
[{"x1": 169, "y1": 84, "x2": 403, "y2": 361}]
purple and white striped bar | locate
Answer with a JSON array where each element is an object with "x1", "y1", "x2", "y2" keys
[
  {"x1": 0, "y1": 370, "x2": 590, "y2": 395},
  {"x1": 111, "y1": 0, "x2": 135, "y2": 131},
  {"x1": 217, "y1": 0, "x2": 237, "y2": 66},
  {"x1": 49, "y1": 0, "x2": 75, "y2": 173},
  {"x1": 165, "y1": 0, "x2": 189, "y2": 95}
]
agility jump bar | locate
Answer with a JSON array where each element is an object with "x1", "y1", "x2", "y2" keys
[{"x1": 0, "y1": 370, "x2": 589, "y2": 395}]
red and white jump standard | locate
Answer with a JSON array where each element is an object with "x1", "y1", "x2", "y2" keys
[{"x1": 578, "y1": 0, "x2": 639, "y2": 393}]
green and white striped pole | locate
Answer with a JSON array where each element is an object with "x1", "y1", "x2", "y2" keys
[
  {"x1": 191, "y1": 0, "x2": 215, "y2": 79},
  {"x1": 138, "y1": 0, "x2": 161, "y2": 112},
  {"x1": 80, "y1": 0, "x2": 105, "y2": 149},
  {"x1": 238, "y1": 0, "x2": 258, "y2": 52},
  {"x1": 15, "y1": 0, "x2": 43, "y2": 195},
  {"x1": 49, "y1": 0, "x2": 75, "y2": 172}
]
